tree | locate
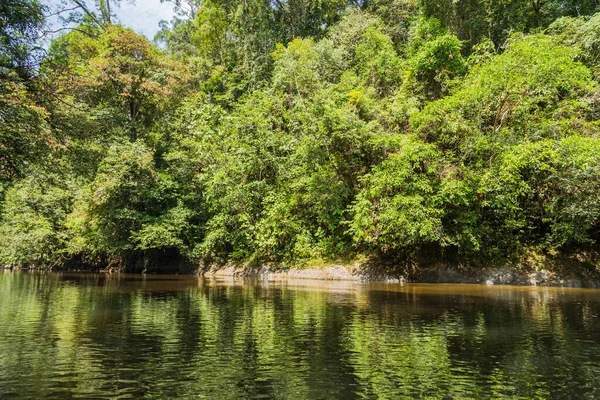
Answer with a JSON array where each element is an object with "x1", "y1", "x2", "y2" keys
[
  {"x1": 46, "y1": 25, "x2": 190, "y2": 141},
  {"x1": 51, "y1": 0, "x2": 133, "y2": 30},
  {"x1": 4, "y1": 0, "x2": 600, "y2": 273},
  {"x1": 480, "y1": 137, "x2": 600, "y2": 251},
  {"x1": 0, "y1": 171, "x2": 73, "y2": 267},
  {"x1": 413, "y1": 34, "x2": 594, "y2": 153},
  {"x1": 420, "y1": 0, "x2": 600, "y2": 52},
  {"x1": 350, "y1": 135, "x2": 445, "y2": 259},
  {"x1": 0, "y1": 0, "x2": 45, "y2": 76},
  {"x1": 0, "y1": 71, "x2": 53, "y2": 181},
  {"x1": 160, "y1": 0, "x2": 203, "y2": 19}
]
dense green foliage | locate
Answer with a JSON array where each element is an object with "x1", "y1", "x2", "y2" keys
[
  {"x1": 1, "y1": 0, "x2": 44, "y2": 74},
  {"x1": 2, "y1": 0, "x2": 600, "y2": 272}
]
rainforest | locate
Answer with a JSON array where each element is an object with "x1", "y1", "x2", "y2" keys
[{"x1": 3, "y1": 0, "x2": 600, "y2": 276}]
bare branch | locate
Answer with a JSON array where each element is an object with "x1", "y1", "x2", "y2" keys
[
  {"x1": 71, "y1": 0, "x2": 105, "y2": 29},
  {"x1": 41, "y1": 27, "x2": 98, "y2": 38},
  {"x1": 43, "y1": 6, "x2": 81, "y2": 18}
]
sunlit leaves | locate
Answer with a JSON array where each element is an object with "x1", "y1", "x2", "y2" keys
[
  {"x1": 48, "y1": 25, "x2": 191, "y2": 140},
  {"x1": 350, "y1": 135, "x2": 444, "y2": 256},
  {"x1": 0, "y1": 71, "x2": 54, "y2": 180}
]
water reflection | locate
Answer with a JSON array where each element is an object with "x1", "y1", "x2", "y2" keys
[{"x1": 1, "y1": 271, "x2": 599, "y2": 399}]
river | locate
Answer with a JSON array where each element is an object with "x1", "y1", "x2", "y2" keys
[{"x1": 0, "y1": 271, "x2": 599, "y2": 399}]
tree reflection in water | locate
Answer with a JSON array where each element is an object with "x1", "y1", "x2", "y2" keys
[{"x1": 0, "y1": 271, "x2": 599, "y2": 399}]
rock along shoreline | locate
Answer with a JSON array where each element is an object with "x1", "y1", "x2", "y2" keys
[
  {"x1": 3, "y1": 263, "x2": 600, "y2": 288},
  {"x1": 205, "y1": 264, "x2": 600, "y2": 288}
]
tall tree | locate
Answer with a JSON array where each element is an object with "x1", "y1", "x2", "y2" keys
[
  {"x1": 0, "y1": 0, "x2": 45, "y2": 76},
  {"x1": 46, "y1": 25, "x2": 190, "y2": 141},
  {"x1": 51, "y1": 0, "x2": 134, "y2": 32}
]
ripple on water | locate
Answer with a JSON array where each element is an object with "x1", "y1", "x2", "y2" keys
[{"x1": 1, "y1": 272, "x2": 600, "y2": 398}]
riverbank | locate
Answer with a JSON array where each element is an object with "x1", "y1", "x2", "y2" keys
[
  {"x1": 4, "y1": 256, "x2": 600, "y2": 288},
  {"x1": 204, "y1": 263, "x2": 600, "y2": 288}
]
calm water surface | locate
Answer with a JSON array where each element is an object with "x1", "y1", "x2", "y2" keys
[{"x1": 1, "y1": 271, "x2": 600, "y2": 399}]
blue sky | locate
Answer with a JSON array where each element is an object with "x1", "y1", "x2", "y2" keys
[
  {"x1": 113, "y1": 0, "x2": 176, "y2": 38},
  {"x1": 46, "y1": 0, "x2": 177, "y2": 39}
]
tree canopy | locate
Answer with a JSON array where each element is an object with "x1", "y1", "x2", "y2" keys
[{"x1": 2, "y1": 0, "x2": 600, "y2": 272}]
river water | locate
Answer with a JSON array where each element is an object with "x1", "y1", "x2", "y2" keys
[{"x1": 1, "y1": 271, "x2": 599, "y2": 399}]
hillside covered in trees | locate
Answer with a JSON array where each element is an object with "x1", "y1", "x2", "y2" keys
[{"x1": 3, "y1": 0, "x2": 600, "y2": 273}]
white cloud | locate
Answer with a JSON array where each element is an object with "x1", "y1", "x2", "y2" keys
[{"x1": 115, "y1": 0, "x2": 176, "y2": 39}]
